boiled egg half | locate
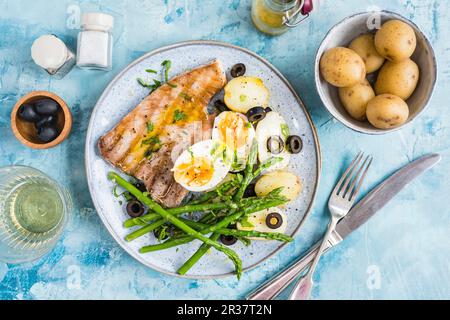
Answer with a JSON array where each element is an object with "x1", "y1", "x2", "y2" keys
[
  {"x1": 256, "y1": 111, "x2": 291, "y2": 172},
  {"x1": 212, "y1": 111, "x2": 255, "y2": 172},
  {"x1": 173, "y1": 139, "x2": 230, "y2": 192}
]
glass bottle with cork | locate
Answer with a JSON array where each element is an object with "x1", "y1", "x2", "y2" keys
[{"x1": 252, "y1": 0, "x2": 315, "y2": 36}]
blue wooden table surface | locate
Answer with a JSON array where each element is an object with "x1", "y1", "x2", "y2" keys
[{"x1": 0, "y1": 0, "x2": 449, "y2": 300}]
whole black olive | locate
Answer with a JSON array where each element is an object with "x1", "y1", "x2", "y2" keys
[
  {"x1": 246, "y1": 106, "x2": 266, "y2": 123},
  {"x1": 265, "y1": 107, "x2": 273, "y2": 113},
  {"x1": 220, "y1": 234, "x2": 238, "y2": 246},
  {"x1": 126, "y1": 200, "x2": 145, "y2": 218},
  {"x1": 243, "y1": 183, "x2": 257, "y2": 198},
  {"x1": 18, "y1": 104, "x2": 41, "y2": 122},
  {"x1": 267, "y1": 136, "x2": 284, "y2": 154},
  {"x1": 134, "y1": 181, "x2": 147, "y2": 192},
  {"x1": 230, "y1": 63, "x2": 246, "y2": 78},
  {"x1": 34, "y1": 98, "x2": 60, "y2": 116},
  {"x1": 286, "y1": 135, "x2": 303, "y2": 154},
  {"x1": 35, "y1": 115, "x2": 58, "y2": 129},
  {"x1": 37, "y1": 125, "x2": 60, "y2": 143},
  {"x1": 266, "y1": 212, "x2": 283, "y2": 229},
  {"x1": 214, "y1": 99, "x2": 229, "y2": 113}
]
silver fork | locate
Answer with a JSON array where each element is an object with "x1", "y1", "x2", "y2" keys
[{"x1": 288, "y1": 152, "x2": 373, "y2": 300}]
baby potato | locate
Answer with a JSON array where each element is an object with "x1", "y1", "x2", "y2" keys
[
  {"x1": 375, "y1": 58, "x2": 419, "y2": 100},
  {"x1": 375, "y1": 19, "x2": 416, "y2": 62},
  {"x1": 349, "y1": 34, "x2": 385, "y2": 73},
  {"x1": 338, "y1": 79, "x2": 375, "y2": 121},
  {"x1": 366, "y1": 94, "x2": 409, "y2": 129},
  {"x1": 224, "y1": 76, "x2": 269, "y2": 113},
  {"x1": 255, "y1": 170, "x2": 302, "y2": 202},
  {"x1": 320, "y1": 47, "x2": 366, "y2": 87}
]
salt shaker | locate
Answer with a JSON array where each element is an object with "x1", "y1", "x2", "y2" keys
[
  {"x1": 31, "y1": 35, "x2": 76, "y2": 78},
  {"x1": 76, "y1": 12, "x2": 114, "y2": 71}
]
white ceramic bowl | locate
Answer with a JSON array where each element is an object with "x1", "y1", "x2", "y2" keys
[{"x1": 315, "y1": 11, "x2": 437, "y2": 134}]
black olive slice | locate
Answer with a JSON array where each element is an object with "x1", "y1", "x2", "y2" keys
[
  {"x1": 286, "y1": 135, "x2": 303, "y2": 154},
  {"x1": 220, "y1": 234, "x2": 238, "y2": 246},
  {"x1": 266, "y1": 212, "x2": 283, "y2": 229},
  {"x1": 246, "y1": 106, "x2": 266, "y2": 123},
  {"x1": 267, "y1": 136, "x2": 284, "y2": 154},
  {"x1": 126, "y1": 200, "x2": 145, "y2": 218},
  {"x1": 214, "y1": 99, "x2": 229, "y2": 113},
  {"x1": 230, "y1": 63, "x2": 246, "y2": 78}
]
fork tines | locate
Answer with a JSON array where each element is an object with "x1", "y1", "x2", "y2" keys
[{"x1": 334, "y1": 152, "x2": 373, "y2": 202}]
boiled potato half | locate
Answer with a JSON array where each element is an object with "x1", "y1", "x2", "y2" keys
[
  {"x1": 349, "y1": 34, "x2": 385, "y2": 73},
  {"x1": 375, "y1": 58, "x2": 419, "y2": 100},
  {"x1": 224, "y1": 76, "x2": 269, "y2": 113},
  {"x1": 375, "y1": 19, "x2": 416, "y2": 62},
  {"x1": 339, "y1": 79, "x2": 375, "y2": 121},
  {"x1": 255, "y1": 170, "x2": 302, "y2": 202},
  {"x1": 237, "y1": 207, "x2": 287, "y2": 240},
  {"x1": 320, "y1": 47, "x2": 366, "y2": 87},
  {"x1": 366, "y1": 94, "x2": 409, "y2": 129}
]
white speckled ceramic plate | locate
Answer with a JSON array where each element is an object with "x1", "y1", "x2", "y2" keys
[{"x1": 85, "y1": 41, "x2": 321, "y2": 279}]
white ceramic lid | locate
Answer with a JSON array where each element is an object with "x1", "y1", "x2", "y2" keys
[
  {"x1": 81, "y1": 12, "x2": 114, "y2": 31},
  {"x1": 31, "y1": 35, "x2": 68, "y2": 69}
]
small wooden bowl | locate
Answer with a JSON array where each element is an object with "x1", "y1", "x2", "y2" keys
[{"x1": 11, "y1": 91, "x2": 72, "y2": 149}]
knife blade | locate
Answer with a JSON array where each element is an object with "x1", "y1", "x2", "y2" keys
[
  {"x1": 246, "y1": 153, "x2": 441, "y2": 300},
  {"x1": 336, "y1": 153, "x2": 441, "y2": 239}
]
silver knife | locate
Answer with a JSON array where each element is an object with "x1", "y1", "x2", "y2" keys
[{"x1": 246, "y1": 153, "x2": 441, "y2": 300}]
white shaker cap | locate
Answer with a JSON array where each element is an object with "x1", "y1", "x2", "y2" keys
[
  {"x1": 81, "y1": 12, "x2": 114, "y2": 31},
  {"x1": 31, "y1": 35, "x2": 68, "y2": 69}
]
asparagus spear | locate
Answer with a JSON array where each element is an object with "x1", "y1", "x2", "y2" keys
[
  {"x1": 139, "y1": 198, "x2": 287, "y2": 253},
  {"x1": 108, "y1": 172, "x2": 243, "y2": 279},
  {"x1": 126, "y1": 195, "x2": 281, "y2": 239},
  {"x1": 124, "y1": 201, "x2": 233, "y2": 228},
  {"x1": 156, "y1": 218, "x2": 293, "y2": 243}
]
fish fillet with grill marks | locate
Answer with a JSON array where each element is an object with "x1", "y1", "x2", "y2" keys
[{"x1": 99, "y1": 60, "x2": 227, "y2": 208}]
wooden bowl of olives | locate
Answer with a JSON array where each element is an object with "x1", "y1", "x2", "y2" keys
[{"x1": 11, "y1": 91, "x2": 72, "y2": 149}]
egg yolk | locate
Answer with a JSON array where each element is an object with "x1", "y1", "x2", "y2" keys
[
  {"x1": 218, "y1": 113, "x2": 249, "y2": 151},
  {"x1": 174, "y1": 156, "x2": 214, "y2": 187}
]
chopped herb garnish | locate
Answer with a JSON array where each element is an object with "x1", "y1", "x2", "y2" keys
[
  {"x1": 142, "y1": 136, "x2": 161, "y2": 146},
  {"x1": 113, "y1": 186, "x2": 121, "y2": 198},
  {"x1": 144, "y1": 149, "x2": 153, "y2": 160},
  {"x1": 281, "y1": 123, "x2": 290, "y2": 139},
  {"x1": 188, "y1": 147, "x2": 194, "y2": 158},
  {"x1": 245, "y1": 122, "x2": 253, "y2": 129},
  {"x1": 113, "y1": 186, "x2": 134, "y2": 203},
  {"x1": 146, "y1": 122, "x2": 154, "y2": 133},
  {"x1": 173, "y1": 109, "x2": 187, "y2": 123},
  {"x1": 146, "y1": 69, "x2": 157, "y2": 74},
  {"x1": 137, "y1": 78, "x2": 150, "y2": 87},
  {"x1": 161, "y1": 60, "x2": 172, "y2": 83},
  {"x1": 168, "y1": 82, "x2": 178, "y2": 88},
  {"x1": 240, "y1": 94, "x2": 247, "y2": 102},
  {"x1": 138, "y1": 78, "x2": 162, "y2": 93},
  {"x1": 180, "y1": 92, "x2": 192, "y2": 101}
]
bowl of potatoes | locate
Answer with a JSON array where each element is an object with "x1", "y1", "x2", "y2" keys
[{"x1": 315, "y1": 11, "x2": 437, "y2": 134}]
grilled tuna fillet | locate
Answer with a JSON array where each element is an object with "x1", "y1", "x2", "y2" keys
[{"x1": 99, "y1": 60, "x2": 227, "y2": 207}]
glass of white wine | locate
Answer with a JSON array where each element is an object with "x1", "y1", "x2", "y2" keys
[{"x1": 0, "y1": 166, "x2": 71, "y2": 264}]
